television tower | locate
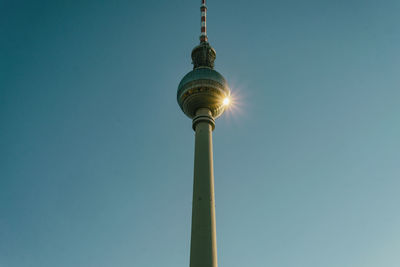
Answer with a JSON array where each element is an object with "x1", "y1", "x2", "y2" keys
[{"x1": 177, "y1": 1, "x2": 230, "y2": 266}]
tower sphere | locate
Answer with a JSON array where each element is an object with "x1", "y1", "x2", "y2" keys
[{"x1": 177, "y1": 43, "x2": 230, "y2": 119}]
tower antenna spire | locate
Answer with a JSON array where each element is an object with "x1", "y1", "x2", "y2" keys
[{"x1": 200, "y1": 0, "x2": 208, "y2": 43}]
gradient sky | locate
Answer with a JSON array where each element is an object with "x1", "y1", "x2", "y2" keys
[{"x1": 1, "y1": 0, "x2": 400, "y2": 266}]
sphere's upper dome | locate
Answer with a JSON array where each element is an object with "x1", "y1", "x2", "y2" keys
[
  {"x1": 177, "y1": 67, "x2": 229, "y2": 99},
  {"x1": 177, "y1": 67, "x2": 230, "y2": 119}
]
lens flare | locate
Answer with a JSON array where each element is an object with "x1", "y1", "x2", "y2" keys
[
  {"x1": 223, "y1": 97, "x2": 230, "y2": 106},
  {"x1": 221, "y1": 82, "x2": 248, "y2": 123}
]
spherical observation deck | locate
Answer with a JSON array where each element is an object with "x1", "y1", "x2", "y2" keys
[{"x1": 177, "y1": 67, "x2": 230, "y2": 119}]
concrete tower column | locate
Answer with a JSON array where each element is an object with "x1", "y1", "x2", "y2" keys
[{"x1": 190, "y1": 108, "x2": 218, "y2": 267}]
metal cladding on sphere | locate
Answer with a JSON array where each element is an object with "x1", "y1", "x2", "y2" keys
[{"x1": 177, "y1": 67, "x2": 229, "y2": 119}]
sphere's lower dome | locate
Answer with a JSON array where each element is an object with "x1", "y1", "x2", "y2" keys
[{"x1": 177, "y1": 67, "x2": 230, "y2": 119}]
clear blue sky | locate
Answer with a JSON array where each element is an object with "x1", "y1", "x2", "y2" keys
[{"x1": 1, "y1": 0, "x2": 400, "y2": 266}]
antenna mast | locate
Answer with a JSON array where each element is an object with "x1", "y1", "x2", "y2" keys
[{"x1": 200, "y1": 0, "x2": 208, "y2": 43}]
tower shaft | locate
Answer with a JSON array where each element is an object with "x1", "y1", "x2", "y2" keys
[{"x1": 190, "y1": 108, "x2": 218, "y2": 267}]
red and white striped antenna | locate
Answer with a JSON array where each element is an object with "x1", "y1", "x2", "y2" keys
[{"x1": 200, "y1": 0, "x2": 208, "y2": 43}]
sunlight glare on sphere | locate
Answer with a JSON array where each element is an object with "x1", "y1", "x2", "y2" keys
[{"x1": 223, "y1": 97, "x2": 230, "y2": 106}]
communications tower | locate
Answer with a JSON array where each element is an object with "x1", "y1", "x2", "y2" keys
[{"x1": 177, "y1": 1, "x2": 230, "y2": 266}]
